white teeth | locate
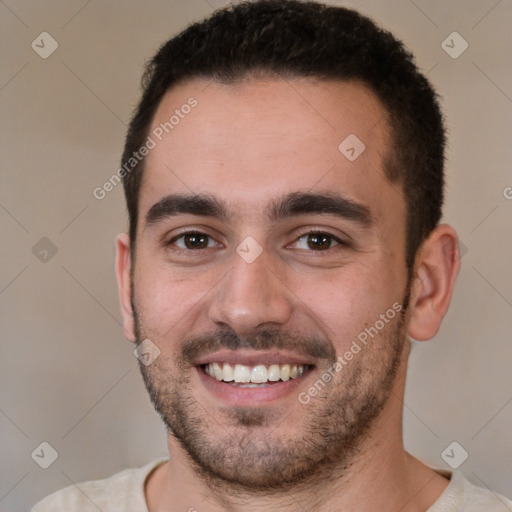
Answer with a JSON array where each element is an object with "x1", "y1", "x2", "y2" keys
[
  {"x1": 212, "y1": 362, "x2": 223, "y2": 381},
  {"x1": 204, "y1": 362, "x2": 307, "y2": 384},
  {"x1": 233, "y1": 364, "x2": 251, "y2": 383},
  {"x1": 268, "y1": 364, "x2": 281, "y2": 381},
  {"x1": 251, "y1": 364, "x2": 268, "y2": 383},
  {"x1": 280, "y1": 364, "x2": 291, "y2": 381},
  {"x1": 222, "y1": 363, "x2": 234, "y2": 381}
]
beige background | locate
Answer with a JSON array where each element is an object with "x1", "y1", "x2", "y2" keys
[{"x1": 1, "y1": 1, "x2": 511, "y2": 510}]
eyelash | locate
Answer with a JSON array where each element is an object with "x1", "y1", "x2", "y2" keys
[
  {"x1": 292, "y1": 229, "x2": 348, "y2": 251},
  {"x1": 166, "y1": 230, "x2": 221, "y2": 252},
  {"x1": 166, "y1": 229, "x2": 349, "y2": 253}
]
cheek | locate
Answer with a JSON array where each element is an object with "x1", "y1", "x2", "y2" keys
[
  {"x1": 288, "y1": 264, "x2": 388, "y2": 346},
  {"x1": 132, "y1": 259, "x2": 221, "y2": 336}
]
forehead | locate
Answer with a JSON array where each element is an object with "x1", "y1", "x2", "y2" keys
[{"x1": 140, "y1": 77, "x2": 403, "y2": 226}]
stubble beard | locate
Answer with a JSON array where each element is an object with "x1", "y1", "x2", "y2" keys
[{"x1": 135, "y1": 298, "x2": 409, "y2": 493}]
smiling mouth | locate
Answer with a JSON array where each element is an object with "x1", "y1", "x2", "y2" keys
[{"x1": 201, "y1": 362, "x2": 313, "y2": 387}]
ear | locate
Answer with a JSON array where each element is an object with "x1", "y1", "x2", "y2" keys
[
  {"x1": 407, "y1": 224, "x2": 461, "y2": 341},
  {"x1": 115, "y1": 233, "x2": 136, "y2": 342}
]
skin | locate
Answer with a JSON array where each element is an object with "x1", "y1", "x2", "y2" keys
[{"x1": 116, "y1": 78, "x2": 460, "y2": 511}]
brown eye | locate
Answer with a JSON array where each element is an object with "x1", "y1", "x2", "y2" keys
[
  {"x1": 184, "y1": 233, "x2": 209, "y2": 249},
  {"x1": 171, "y1": 232, "x2": 216, "y2": 250},
  {"x1": 290, "y1": 231, "x2": 344, "y2": 252},
  {"x1": 306, "y1": 233, "x2": 333, "y2": 250}
]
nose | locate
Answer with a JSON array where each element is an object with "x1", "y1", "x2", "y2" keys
[{"x1": 208, "y1": 249, "x2": 293, "y2": 334}]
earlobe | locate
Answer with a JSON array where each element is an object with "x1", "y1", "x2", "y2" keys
[
  {"x1": 407, "y1": 224, "x2": 461, "y2": 342},
  {"x1": 115, "y1": 233, "x2": 136, "y2": 342}
]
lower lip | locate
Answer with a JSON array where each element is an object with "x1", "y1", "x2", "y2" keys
[{"x1": 196, "y1": 366, "x2": 311, "y2": 406}]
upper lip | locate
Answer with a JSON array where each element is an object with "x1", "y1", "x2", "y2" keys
[{"x1": 192, "y1": 350, "x2": 315, "y2": 367}]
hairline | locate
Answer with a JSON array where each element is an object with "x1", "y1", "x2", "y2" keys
[{"x1": 130, "y1": 73, "x2": 401, "y2": 251}]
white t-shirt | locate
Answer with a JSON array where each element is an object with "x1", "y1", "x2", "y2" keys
[{"x1": 31, "y1": 458, "x2": 512, "y2": 511}]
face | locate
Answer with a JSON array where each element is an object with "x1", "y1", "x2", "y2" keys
[{"x1": 125, "y1": 78, "x2": 413, "y2": 490}]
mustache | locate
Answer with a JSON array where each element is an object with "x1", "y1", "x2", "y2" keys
[{"x1": 179, "y1": 327, "x2": 336, "y2": 366}]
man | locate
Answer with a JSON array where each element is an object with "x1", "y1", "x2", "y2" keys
[{"x1": 32, "y1": 1, "x2": 511, "y2": 510}]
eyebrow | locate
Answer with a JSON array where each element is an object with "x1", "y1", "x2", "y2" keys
[
  {"x1": 144, "y1": 191, "x2": 373, "y2": 229},
  {"x1": 145, "y1": 194, "x2": 229, "y2": 226},
  {"x1": 268, "y1": 192, "x2": 373, "y2": 228}
]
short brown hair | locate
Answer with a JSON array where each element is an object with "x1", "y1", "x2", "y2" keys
[{"x1": 122, "y1": 0, "x2": 445, "y2": 271}]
